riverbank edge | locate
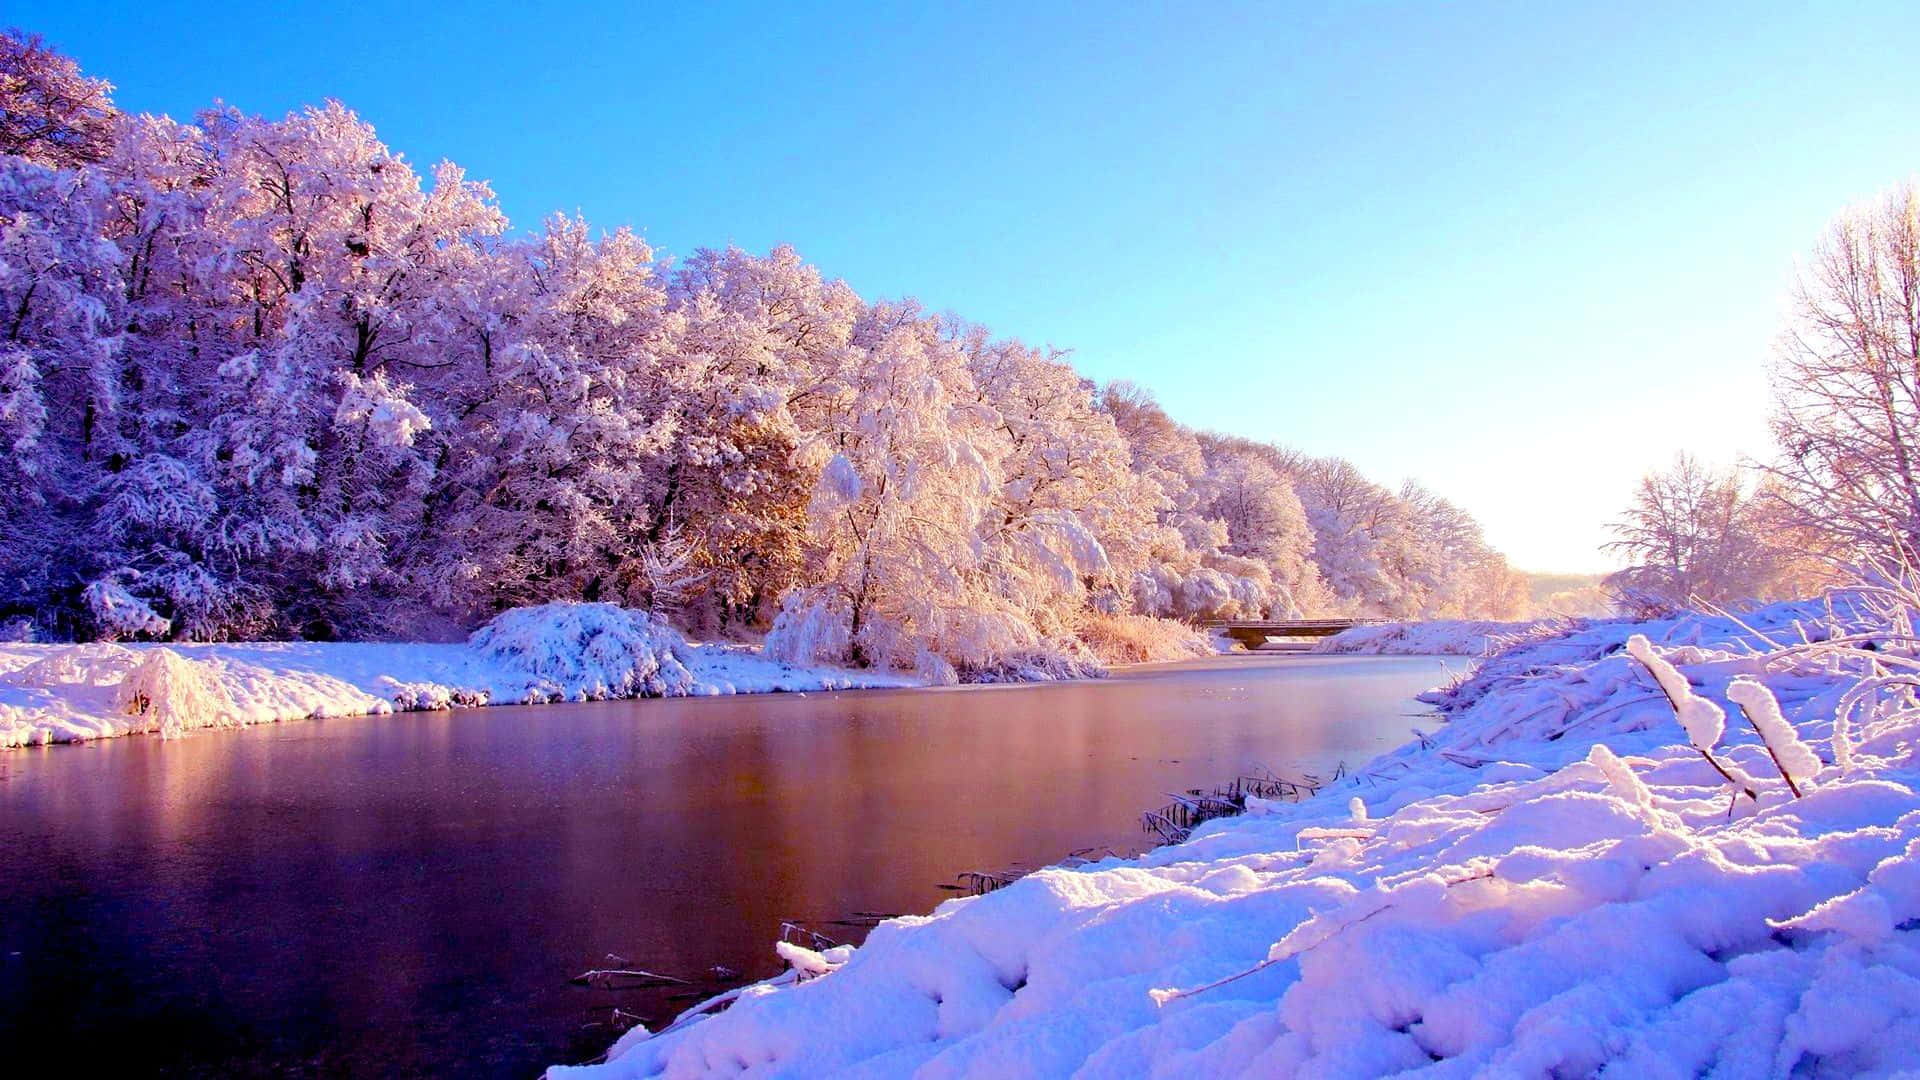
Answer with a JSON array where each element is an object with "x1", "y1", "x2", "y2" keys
[
  {"x1": 551, "y1": 591, "x2": 1920, "y2": 1077},
  {"x1": 1, "y1": 632, "x2": 1269, "y2": 750},
  {"x1": 0, "y1": 636, "x2": 927, "y2": 749}
]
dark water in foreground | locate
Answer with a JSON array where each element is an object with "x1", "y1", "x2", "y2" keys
[{"x1": 0, "y1": 653, "x2": 1447, "y2": 1078}]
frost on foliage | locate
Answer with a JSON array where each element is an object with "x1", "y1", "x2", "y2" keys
[
  {"x1": 1728, "y1": 676, "x2": 1822, "y2": 793},
  {"x1": 468, "y1": 603, "x2": 699, "y2": 701},
  {"x1": 0, "y1": 347, "x2": 48, "y2": 458},
  {"x1": 763, "y1": 590, "x2": 853, "y2": 667},
  {"x1": 115, "y1": 648, "x2": 236, "y2": 736},
  {"x1": 334, "y1": 371, "x2": 431, "y2": 448},
  {"x1": 0, "y1": 59, "x2": 1535, "y2": 650},
  {"x1": 82, "y1": 577, "x2": 169, "y2": 639},
  {"x1": 99, "y1": 455, "x2": 217, "y2": 539},
  {"x1": 816, "y1": 452, "x2": 862, "y2": 504}
]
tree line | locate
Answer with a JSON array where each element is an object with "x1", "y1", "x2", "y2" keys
[
  {"x1": 1606, "y1": 179, "x2": 1920, "y2": 615},
  {"x1": 0, "y1": 30, "x2": 1528, "y2": 673}
]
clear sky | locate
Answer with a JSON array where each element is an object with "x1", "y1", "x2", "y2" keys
[{"x1": 16, "y1": 1, "x2": 1920, "y2": 572}]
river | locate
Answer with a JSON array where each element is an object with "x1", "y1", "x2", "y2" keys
[{"x1": 0, "y1": 653, "x2": 1449, "y2": 1077}]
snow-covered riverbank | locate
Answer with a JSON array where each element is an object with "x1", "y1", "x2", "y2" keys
[
  {"x1": 554, "y1": 591, "x2": 1920, "y2": 1077},
  {"x1": 1314, "y1": 616, "x2": 1570, "y2": 657},
  {"x1": 0, "y1": 603, "x2": 917, "y2": 748}
]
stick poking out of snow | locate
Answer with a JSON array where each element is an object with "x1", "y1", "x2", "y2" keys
[
  {"x1": 1726, "y1": 676, "x2": 1819, "y2": 797},
  {"x1": 1624, "y1": 634, "x2": 1757, "y2": 799},
  {"x1": 1624, "y1": 634, "x2": 1723, "y2": 749}
]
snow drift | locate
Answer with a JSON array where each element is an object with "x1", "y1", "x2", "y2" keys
[{"x1": 551, "y1": 590, "x2": 1920, "y2": 1078}]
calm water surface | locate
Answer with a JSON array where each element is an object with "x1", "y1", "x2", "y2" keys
[{"x1": 0, "y1": 653, "x2": 1448, "y2": 1077}]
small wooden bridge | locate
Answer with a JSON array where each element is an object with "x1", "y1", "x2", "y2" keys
[{"x1": 1203, "y1": 619, "x2": 1373, "y2": 650}]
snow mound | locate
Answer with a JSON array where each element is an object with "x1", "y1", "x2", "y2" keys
[
  {"x1": 469, "y1": 603, "x2": 702, "y2": 701},
  {"x1": 115, "y1": 648, "x2": 238, "y2": 735},
  {"x1": 551, "y1": 587, "x2": 1920, "y2": 1078}
]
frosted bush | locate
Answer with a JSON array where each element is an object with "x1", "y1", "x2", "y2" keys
[
  {"x1": 376, "y1": 677, "x2": 487, "y2": 711},
  {"x1": 912, "y1": 644, "x2": 960, "y2": 686},
  {"x1": 82, "y1": 577, "x2": 169, "y2": 639},
  {"x1": 115, "y1": 648, "x2": 237, "y2": 736},
  {"x1": 469, "y1": 603, "x2": 699, "y2": 700},
  {"x1": 1074, "y1": 612, "x2": 1211, "y2": 665},
  {"x1": 956, "y1": 640, "x2": 1106, "y2": 683},
  {"x1": 764, "y1": 590, "x2": 854, "y2": 667}
]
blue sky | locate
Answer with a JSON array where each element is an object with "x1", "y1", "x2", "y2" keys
[{"x1": 18, "y1": 1, "x2": 1920, "y2": 571}]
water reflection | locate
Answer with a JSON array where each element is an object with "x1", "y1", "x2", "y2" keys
[{"x1": 0, "y1": 653, "x2": 1446, "y2": 1077}]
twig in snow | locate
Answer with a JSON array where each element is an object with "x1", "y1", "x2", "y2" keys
[
  {"x1": 1625, "y1": 636, "x2": 1758, "y2": 801},
  {"x1": 570, "y1": 968, "x2": 694, "y2": 988},
  {"x1": 779, "y1": 922, "x2": 839, "y2": 950},
  {"x1": 1149, "y1": 868, "x2": 1491, "y2": 1006},
  {"x1": 1726, "y1": 678, "x2": 1813, "y2": 798}
]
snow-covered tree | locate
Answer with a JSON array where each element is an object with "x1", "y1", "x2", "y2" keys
[
  {"x1": 0, "y1": 29, "x2": 114, "y2": 168},
  {"x1": 0, "y1": 156, "x2": 123, "y2": 633},
  {"x1": 1764, "y1": 179, "x2": 1920, "y2": 564},
  {"x1": 425, "y1": 215, "x2": 672, "y2": 619},
  {"x1": 0, "y1": 34, "x2": 1533, "y2": 656},
  {"x1": 1606, "y1": 454, "x2": 1827, "y2": 616}
]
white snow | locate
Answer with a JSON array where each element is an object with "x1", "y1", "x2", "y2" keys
[
  {"x1": 1315, "y1": 618, "x2": 1569, "y2": 657},
  {"x1": 0, "y1": 602, "x2": 915, "y2": 748},
  {"x1": 551, "y1": 591, "x2": 1920, "y2": 1078},
  {"x1": 1626, "y1": 632, "x2": 1729, "y2": 751},
  {"x1": 1728, "y1": 676, "x2": 1823, "y2": 794}
]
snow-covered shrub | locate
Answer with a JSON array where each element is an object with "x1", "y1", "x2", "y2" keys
[
  {"x1": 956, "y1": 644, "x2": 1106, "y2": 684},
  {"x1": 766, "y1": 587, "x2": 1111, "y2": 683},
  {"x1": 114, "y1": 648, "x2": 236, "y2": 736},
  {"x1": 81, "y1": 577, "x2": 170, "y2": 639},
  {"x1": 1074, "y1": 612, "x2": 1211, "y2": 665},
  {"x1": 763, "y1": 589, "x2": 854, "y2": 667},
  {"x1": 375, "y1": 676, "x2": 488, "y2": 711},
  {"x1": 468, "y1": 602, "x2": 699, "y2": 700}
]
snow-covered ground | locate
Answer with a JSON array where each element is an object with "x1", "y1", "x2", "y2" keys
[
  {"x1": 1313, "y1": 617, "x2": 1572, "y2": 657},
  {"x1": 0, "y1": 603, "x2": 917, "y2": 748},
  {"x1": 553, "y1": 591, "x2": 1920, "y2": 1077}
]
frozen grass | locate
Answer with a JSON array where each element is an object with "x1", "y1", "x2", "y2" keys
[
  {"x1": 1074, "y1": 613, "x2": 1214, "y2": 666},
  {"x1": 551, "y1": 586, "x2": 1920, "y2": 1078}
]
